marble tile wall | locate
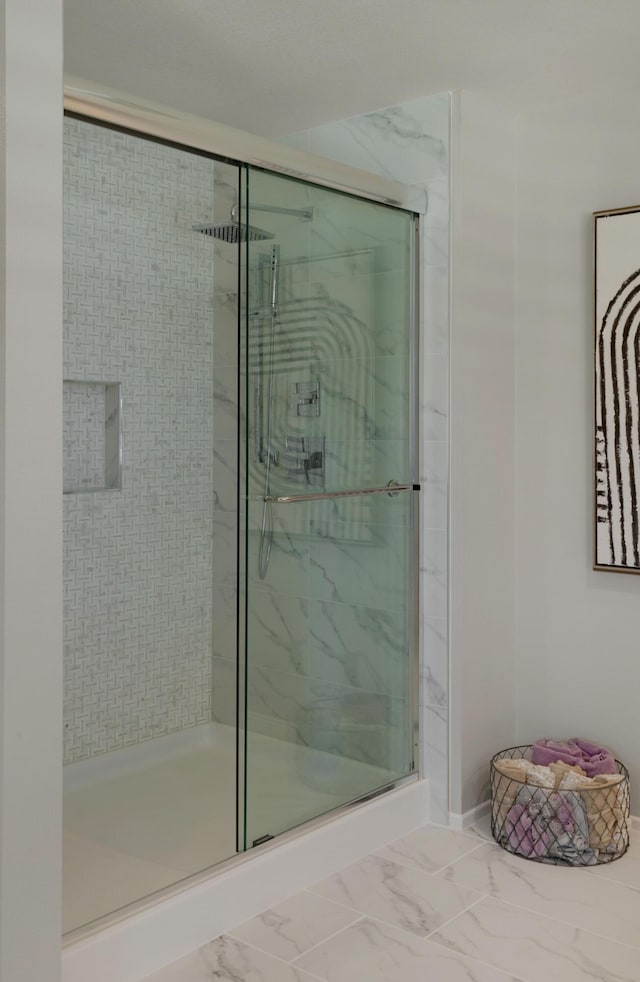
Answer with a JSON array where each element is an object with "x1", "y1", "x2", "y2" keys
[
  {"x1": 63, "y1": 118, "x2": 235, "y2": 762},
  {"x1": 287, "y1": 93, "x2": 451, "y2": 819}
]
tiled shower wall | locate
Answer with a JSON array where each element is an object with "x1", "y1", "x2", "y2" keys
[
  {"x1": 63, "y1": 118, "x2": 226, "y2": 763},
  {"x1": 285, "y1": 93, "x2": 451, "y2": 818}
]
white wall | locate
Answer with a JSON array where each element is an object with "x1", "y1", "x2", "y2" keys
[
  {"x1": 449, "y1": 91, "x2": 517, "y2": 817},
  {"x1": 516, "y1": 90, "x2": 640, "y2": 812},
  {"x1": 0, "y1": 0, "x2": 63, "y2": 979}
]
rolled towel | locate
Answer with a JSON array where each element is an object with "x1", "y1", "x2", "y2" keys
[
  {"x1": 494, "y1": 758, "x2": 555, "y2": 788},
  {"x1": 549, "y1": 765, "x2": 627, "y2": 850},
  {"x1": 531, "y1": 737, "x2": 617, "y2": 777},
  {"x1": 548, "y1": 761, "x2": 588, "y2": 789},
  {"x1": 583, "y1": 784, "x2": 627, "y2": 850}
]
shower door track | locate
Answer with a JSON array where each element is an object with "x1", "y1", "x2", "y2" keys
[{"x1": 63, "y1": 78, "x2": 419, "y2": 211}]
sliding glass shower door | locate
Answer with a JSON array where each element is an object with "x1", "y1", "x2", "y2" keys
[
  {"x1": 62, "y1": 111, "x2": 418, "y2": 932},
  {"x1": 240, "y1": 167, "x2": 418, "y2": 849}
]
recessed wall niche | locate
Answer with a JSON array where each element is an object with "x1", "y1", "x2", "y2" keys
[{"x1": 63, "y1": 380, "x2": 122, "y2": 493}]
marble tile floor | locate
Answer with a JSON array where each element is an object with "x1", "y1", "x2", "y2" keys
[
  {"x1": 63, "y1": 727, "x2": 395, "y2": 934},
  {"x1": 144, "y1": 821, "x2": 640, "y2": 982}
]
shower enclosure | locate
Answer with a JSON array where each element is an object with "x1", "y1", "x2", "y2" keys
[{"x1": 62, "y1": 111, "x2": 419, "y2": 934}]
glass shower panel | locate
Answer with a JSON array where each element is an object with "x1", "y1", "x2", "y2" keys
[
  {"x1": 62, "y1": 117, "x2": 243, "y2": 932},
  {"x1": 241, "y1": 168, "x2": 417, "y2": 849}
]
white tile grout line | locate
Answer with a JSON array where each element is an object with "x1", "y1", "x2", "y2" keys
[
  {"x1": 471, "y1": 893, "x2": 640, "y2": 953},
  {"x1": 463, "y1": 822, "x2": 494, "y2": 842},
  {"x1": 423, "y1": 892, "x2": 489, "y2": 941},
  {"x1": 289, "y1": 902, "x2": 507, "y2": 973},
  {"x1": 587, "y1": 867, "x2": 640, "y2": 892},
  {"x1": 431, "y1": 843, "x2": 640, "y2": 952},
  {"x1": 217, "y1": 934, "x2": 328, "y2": 981},
  {"x1": 429, "y1": 887, "x2": 640, "y2": 956},
  {"x1": 292, "y1": 904, "x2": 530, "y2": 982},
  {"x1": 299, "y1": 877, "x2": 492, "y2": 953},
  {"x1": 302, "y1": 886, "x2": 377, "y2": 920},
  {"x1": 300, "y1": 851, "x2": 491, "y2": 933},
  {"x1": 372, "y1": 836, "x2": 488, "y2": 875},
  {"x1": 437, "y1": 832, "x2": 640, "y2": 890},
  {"x1": 225, "y1": 890, "x2": 350, "y2": 943},
  {"x1": 424, "y1": 896, "x2": 533, "y2": 982},
  {"x1": 367, "y1": 820, "x2": 483, "y2": 854},
  {"x1": 224, "y1": 874, "x2": 362, "y2": 942},
  {"x1": 582, "y1": 835, "x2": 640, "y2": 890},
  {"x1": 432, "y1": 839, "x2": 496, "y2": 871},
  {"x1": 288, "y1": 915, "x2": 367, "y2": 967},
  {"x1": 227, "y1": 897, "x2": 364, "y2": 965}
]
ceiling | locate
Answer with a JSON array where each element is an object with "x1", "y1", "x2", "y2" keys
[{"x1": 64, "y1": 0, "x2": 640, "y2": 137}]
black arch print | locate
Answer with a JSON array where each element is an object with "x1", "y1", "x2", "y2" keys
[{"x1": 596, "y1": 266, "x2": 640, "y2": 567}]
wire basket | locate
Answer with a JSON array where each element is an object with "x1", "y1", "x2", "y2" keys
[{"x1": 490, "y1": 745, "x2": 630, "y2": 866}]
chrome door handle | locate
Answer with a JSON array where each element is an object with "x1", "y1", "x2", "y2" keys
[{"x1": 263, "y1": 482, "x2": 420, "y2": 504}]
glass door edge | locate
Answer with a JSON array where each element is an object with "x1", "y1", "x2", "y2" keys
[{"x1": 410, "y1": 212, "x2": 422, "y2": 775}]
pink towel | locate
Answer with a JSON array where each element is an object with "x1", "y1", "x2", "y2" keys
[{"x1": 531, "y1": 738, "x2": 617, "y2": 777}]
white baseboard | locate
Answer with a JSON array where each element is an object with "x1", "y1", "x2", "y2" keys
[
  {"x1": 448, "y1": 799, "x2": 491, "y2": 832},
  {"x1": 62, "y1": 778, "x2": 430, "y2": 982}
]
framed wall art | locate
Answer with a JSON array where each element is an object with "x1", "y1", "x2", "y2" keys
[{"x1": 594, "y1": 204, "x2": 640, "y2": 572}]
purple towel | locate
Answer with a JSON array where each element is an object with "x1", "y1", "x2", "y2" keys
[
  {"x1": 531, "y1": 737, "x2": 617, "y2": 777},
  {"x1": 505, "y1": 803, "x2": 551, "y2": 858},
  {"x1": 505, "y1": 786, "x2": 597, "y2": 864}
]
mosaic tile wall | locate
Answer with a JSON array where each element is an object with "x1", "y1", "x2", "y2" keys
[
  {"x1": 63, "y1": 118, "x2": 230, "y2": 763},
  {"x1": 63, "y1": 381, "x2": 107, "y2": 491}
]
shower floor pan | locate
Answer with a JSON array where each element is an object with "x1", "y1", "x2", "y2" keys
[{"x1": 62, "y1": 722, "x2": 395, "y2": 934}]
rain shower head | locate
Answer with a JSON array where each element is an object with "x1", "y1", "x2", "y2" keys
[
  {"x1": 192, "y1": 222, "x2": 275, "y2": 243},
  {"x1": 194, "y1": 199, "x2": 313, "y2": 244}
]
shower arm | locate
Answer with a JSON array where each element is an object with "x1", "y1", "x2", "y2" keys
[{"x1": 230, "y1": 202, "x2": 313, "y2": 222}]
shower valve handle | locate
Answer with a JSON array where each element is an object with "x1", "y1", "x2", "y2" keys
[
  {"x1": 283, "y1": 435, "x2": 325, "y2": 484},
  {"x1": 290, "y1": 380, "x2": 320, "y2": 417}
]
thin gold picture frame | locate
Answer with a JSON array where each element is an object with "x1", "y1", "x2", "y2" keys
[{"x1": 593, "y1": 203, "x2": 640, "y2": 573}]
